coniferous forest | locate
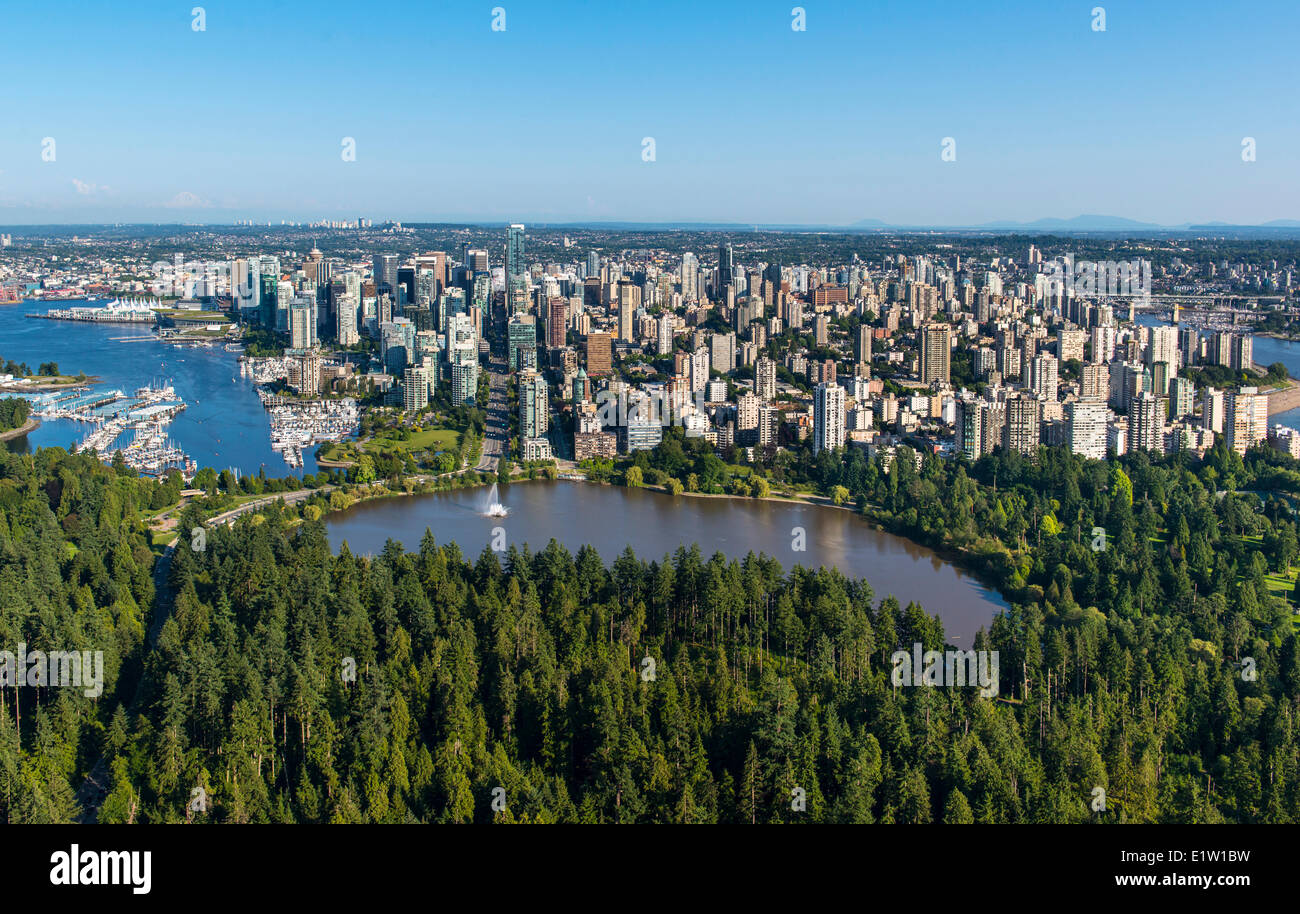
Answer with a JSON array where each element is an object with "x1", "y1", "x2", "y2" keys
[{"x1": 2, "y1": 438, "x2": 1300, "y2": 824}]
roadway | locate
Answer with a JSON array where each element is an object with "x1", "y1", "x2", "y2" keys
[{"x1": 476, "y1": 353, "x2": 509, "y2": 472}]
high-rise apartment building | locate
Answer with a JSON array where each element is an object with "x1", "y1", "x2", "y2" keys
[
  {"x1": 1081, "y1": 362, "x2": 1109, "y2": 400},
  {"x1": 658, "y1": 313, "x2": 674, "y2": 356},
  {"x1": 547, "y1": 298, "x2": 568, "y2": 349},
  {"x1": 813, "y1": 382, "x2": 846, "y2": 455},
  {"x1": 711, "y1": 332, "x2": 736, "y2": 374},
  {"x1": 1225, "y1": 386, "x2": 1267, "y2": 455},
  {"x1": 718, "y1": 241, "x2": 734, "y2": 290},
  {"x1": 1030, "y1": 352, "x2": 1059, "y2": 401},
  {"x1": 618, "y1": 282, "x2": 640, "y2": 342},
  {"x1": 1201, "y1": 388, "x2": 1225, "y2": 434},
  {"x1": 689, "y1": 346, "x2": 711, "y2": 393},
  {"x1": 920, "y1": 323, "x2": 951, "y2": 385},
  {"x1": 1004, "y1": 394, "x2": 1041, "y2": 454},
  {"x1": 1067, "y1": 398, "x2": 1109, "y2": 460},
  {"x1": 855, "y1": 324, "x2": 872, "y2": 365},
  {"x1": 1127, "y1": 391, "x2": 1165, "y2": 454},
  {"x1": 289, "y1": 297, "x2": 317, "y2": 349},
  {"x1": 585, "y1": 332, "x2": 612, "y2": 376},
  {"x1": 451, "y1": 362, "x2": 479, "y2": 406},
  {"x1": 756, "y1": 357, "x2": 777, "y2": 401},
  {"x1": 404, "y1": 364, "x2": 432, "y2": 412},
  {"x1": 958, "y1": 398, "x2": 984, "y2": 460},
  {"x1": 736, "y1": 392, "x2": 760, "y2": 445},
  {"x1": 1090, "y1": 324, "x2": 1116, "y2": 364},
  {"x1": 336, "y1": 293, "x2": 359, "y2": 346},
  {"x1": 680, "y1": 253, "x2": 700, "y2": 301},
  {"x1": 1170, "y1": 376, "x2": 1195, "y2": 418},
  {"x1": 519, "y1": 372, "x2": 549, "y2": 440}
]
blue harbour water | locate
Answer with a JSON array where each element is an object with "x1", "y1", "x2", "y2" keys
[
  {"x1": 1136, "y1": 313, "x2": 1300, "y2": 429},
  {"x1": 0, "y1": 299, "x2": 316, "y2": 477}
]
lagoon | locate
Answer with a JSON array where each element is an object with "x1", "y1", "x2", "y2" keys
[{"x1": 326, "y1": 479, "x2": 1009, "y2": 645}]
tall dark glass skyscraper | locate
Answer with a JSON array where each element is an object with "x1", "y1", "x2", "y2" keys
[
  {"x1": 507, "y1": 224, "x2": 526, "y2": 279},
  {"x1": 372, "y1": 254, "x2": 398, "y2": 295},
  {"x1": 718, "y1": 240, "x2": 734, "y2": 289},
  {"x1": 259, "y1": 273, "x2": 278, "y2": 328}
]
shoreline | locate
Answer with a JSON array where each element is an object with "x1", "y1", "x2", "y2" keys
[
  {"x1": 0, "y1": 417, "x2": 39, "y2": 441},
  {"x1": 322, "y1": 472, "x2": 1013, "y2": 611},
  {"x1": 1266, "y1": 378, "x2": 1300, "y2": 417},
  {"x1": 1, "y1": 375, "x2": 102, "y2": 392}
]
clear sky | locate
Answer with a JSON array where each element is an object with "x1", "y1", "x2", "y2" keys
[{"x1": 2, "y1": 0, "x2": 1296, "y2": 225}]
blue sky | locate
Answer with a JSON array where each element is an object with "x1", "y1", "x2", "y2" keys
[{"x1": 1, "y1": 0, "x2": 1296, "y2": 225}]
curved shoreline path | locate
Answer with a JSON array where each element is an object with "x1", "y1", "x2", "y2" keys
[{"x1": 0, "y1": 417, "x2": 39, "y2": 441}]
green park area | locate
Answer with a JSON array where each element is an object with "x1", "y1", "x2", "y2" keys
[{"x1": 319, "y1": 425, "x2": 462, "y2": 465}]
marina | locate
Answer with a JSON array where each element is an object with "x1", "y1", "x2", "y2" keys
[
  {"x1": 28, "y1": 382, "x2": 195, "y2": 476},
  {"x1": 1, "y1": 300, "x2": 319, "y2": 477},
  {"x1": 266, "y1": 398, "x2": 359, "y2": 469}
]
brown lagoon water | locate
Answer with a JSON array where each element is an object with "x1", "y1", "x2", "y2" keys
[{"x1": 326, "y1": 479, "x2": 1008, "y2": 644}]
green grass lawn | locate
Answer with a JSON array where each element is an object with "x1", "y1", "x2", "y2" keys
[
  {"x1": 321, "y1": 427, "x2": 463, "y2": 463},
  {"x1": 364, "y1": 427, "x2": 461, "y2": 453},
  {"x1": 1264, "y1": 569, "x2": 1297, "y2": 599}
]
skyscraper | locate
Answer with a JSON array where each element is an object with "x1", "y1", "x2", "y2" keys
[
  {"x1": 404, "y1": 364, "x2": 432, "y2": 412},
  {"x1": 1067, "y1": 398, "x2": 1109, "y2": 460},
  {"x1": 855, "y1": 325, "x2": 872, "y2": 366},
  {"x1": 452, "y1": 362, "x2": 479, "y2": 406},
  {"x1": 1225, "y1": 386, "x2": 1267, "y2": 455},
  {"x1": 289, "y1": 297, "x2": 317, "y2": 349},
  {"x1": 1170, "y1": 376, "x2": 1195, "y2": 418},
  {"x1": 618, "y1": 281, "x2": 640, "y2": 342},
  {"x1": 1147, "y1": 324, "x2": 1179, "y2": 370},
  {"x1": 506, "y1": 224, "x2": 526, "y2": 279},
  {"x1": 736, "y1": 392, "x2": 760, "y2": 445},
  {"x1": 680, "y1": 252, "x2": 700, "y2": 301},
  {"x1": 711, "y1": 332, "x2": 736, "y2": 374},
  {"x1": 957, "y1": 398, "x2": 983, "y2": 460},
  {"x1": 718, "y1": 241, "x2": 734, "y2": 291},
  {"x1": 689, "y1": 346, "x2": 710, "y2": 393},
  {"x1": 1081, "y1": 362, "x2": 1109, "y2": 400},
  {"x1": 920, "y1": 323, "x2": 951, "y2": 385},
  {"x1": 1201, "y1": 388, "x2": 1225, "y2": 433},
  {"x1": 519, "y1": 372, "x2": 549, "y2": 440},
  {"x1": 1029, "y1": 352, "x2": 1059, "y2": 401},
  {"x1": 507, "y1": 314, "x2": 537, "y2": 371},
  {"x1": 1004, "y1": 394, "x2": 1041, "y2": 454},
  {"x1": 336, "y1": 293, "x2": 359, "y2": 346},
  {"x1": 585, "y1": 332, "x2": 612, "y2": 376},
  {"x1": 813, "y1": 382, "x2": 846, "y2": 455},
  {"x1": 756, "y1": 357, "x2": 777, "y2": 401},
  {"x1": 372, "y1": 254, "x2": 398, "y2": 294},
  {"x1": 658, "y1": 313, "x2": 674, "y2": 356},
  {"x1": 546, "y1": 298, "x2": 568, "y2": 349},
  {"x1": 1128, "y1": 391, "x2": 1165, "y2": 454}
]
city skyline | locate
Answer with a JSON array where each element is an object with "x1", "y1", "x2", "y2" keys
[{"x1": 3, "y1": 0, "x2": 1298, "y2": 226}]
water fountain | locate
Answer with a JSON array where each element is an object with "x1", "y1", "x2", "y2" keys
[{"x1": 482, "y1": 482, "x2": 508, "y2": 517}]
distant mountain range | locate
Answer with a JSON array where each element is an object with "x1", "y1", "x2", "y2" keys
[{"x1": 848, "y1": 214, "x2": 1300, "y2": 232}]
